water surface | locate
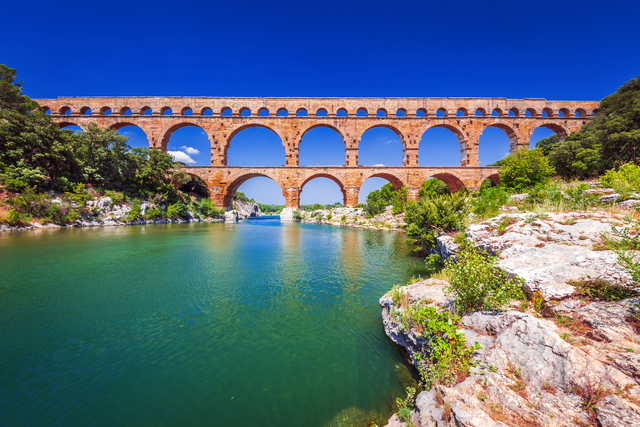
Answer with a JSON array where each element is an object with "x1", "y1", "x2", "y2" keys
[{"x1": 0, "y1": 217, "x2": 425, "y2": 426}]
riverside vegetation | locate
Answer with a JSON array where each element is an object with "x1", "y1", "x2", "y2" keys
[{"x1": 374, "y1": 75, "x2": 640, "y2": 427}]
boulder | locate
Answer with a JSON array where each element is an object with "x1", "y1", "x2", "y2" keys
[
  {"x1": 279, "y1": 208, "x2": 295, "y2": 221},
  {"x1": 600, "y1": 193, "x2": 621, "y2": 203}
]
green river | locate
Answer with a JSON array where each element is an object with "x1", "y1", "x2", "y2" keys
[{"x1": 0, "y1": 217, "x2": 426, "y2": 426}]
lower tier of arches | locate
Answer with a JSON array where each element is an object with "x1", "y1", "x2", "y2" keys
[{"x1": 183, "y1": 166, "x2": 500, "y2": 209}]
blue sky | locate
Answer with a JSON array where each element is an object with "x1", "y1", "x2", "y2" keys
[{"x1": 4, "y1": 0, "x2": 639, "y2": 204}]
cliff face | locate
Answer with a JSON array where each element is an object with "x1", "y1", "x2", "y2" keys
[
  {"x1": 232, "y1": 200, "x2": 262, "y2": 218},
  {"x1": 382, "y1": 211, "x2": 640, "y2": 427}
]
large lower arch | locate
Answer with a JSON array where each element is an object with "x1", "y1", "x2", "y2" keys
[
  {"x1": 358, "y1": 172, "x2": 406, "y2": 205},
  {"x1": 160, "y1": 123, "x2": 210, "y2": 151},
  {"x1": 358, "y1": 126, "x2": 405, "y2": 166},
  {"x1": 161, "y1": 123, "x2": 212, "y2": 165},
  {"x1": 299, "y1": 125, "x2": 345, "y2": 166},
  {"x1": 222, "y1": 172, "x2": 284, "y2": 208},
  {"x1": 534, "y1": 123, "x2": 568, "y2": 141},
  {"x1": 478, "y1": 124, "x2": 515, "y2": 165},
  {"x1": 226, "y1": 125, "x2": 286, "y2": 167},
  {"x1": 419, "y1": 124, "x2": 468, "y2": 166},
  {"x1": 300, "y1": 173, "x2": 347, "y2": 206},
  {"x1": 428, "y1": 172, "x2": 467, "y2": 193}
]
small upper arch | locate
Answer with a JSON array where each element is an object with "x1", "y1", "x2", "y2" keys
[
  {"x1": 161, "y1": 106, "x2": 173, "y2": 116},
  {"x1": 395, "y1": 108, "x2": 407, "y2": 117},
  {"x1": 542, "y1": 107, "x2": 554, "y2": 118},
  {"x1": 575, "y1": 108, "x2": 586, "y2": 118},
  {"x1": 277, "y1": 108, "x2": 289, "y2": 117},
  {"x1": 181, "y1": 106, "x2": 194, "y2": 116},
  {"x1": 316, "y1": 108, "x2": 328, "y2": 117},
  {"x1": 221, "y1": 106, "x2": 233, "y2": 116},
  {"x1": 336, "y1": 108, "x2": 348, "y2": 117},
  {"x1": 456, "y1": 108, "x2": 468, "y2": 117},
  {"x1": 140, "y1": 106, "x2": 152, "y2": 115},
  {"x1": 99, "y1": 106, "x2": 112, "y2": 115},
  {"x1": 525, "y1": 108, "x2": 537, "y2": 117},
  {"x1": 508, "y1": 108, "x2": 520, "y2": 117},
  {"x1": 475, "y1": 108, "x2": 486, "y2": 117},
  {"x1": 436, "y1": 108, "x2": 448, "y2": 117},
  {"x1": 296, "y1": 108, "x2": 308, "y2": 117},
  {"x1": 492, "y1": 108, "x2": 503, "y2": 117},
  {"x1": 120, "y1": 106, "x2": 132, "y2": 115},
  {"x1": 201, "y1": 107, "x2": 213, "y2": 116},
  {"x1": 416, "y1": 108, "x2": 427, "y2": 117},
  {"x1": 258, "y1": 107, "x2": 271, "y2": 117},
  {"x1": 356, "y1": 108, "x2": 368, "y2": 117},
  {"x1": 376, "y1": 108, "x2": 387, "y2": 117},
  {"x1": 239, "y1": 107, "x2": 252, "y2": 117},
  {"x1": 80, "y1": 106, "x2": 92, "y2": 115},
  {"x1": 558, "y1": 108, "x2": 570, "y2": 118}
]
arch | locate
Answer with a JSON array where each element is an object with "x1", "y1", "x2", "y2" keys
[
  {"x1": 376, "y1": 109, "x2": 387, "y2": 117},
  {"x1": 479, "y1": 125, "x2": 515, "y2": 165},
  {"x1": 416, "y1": 108, "x2": 427, "y2": 117},
  {"x1": 592, "y1": 108, "x2": 600, "y2": 116},
  {"x1": 419, "y1": 124, "x2": 467, "y2": 166},
  {"x1": 181, "y1": 107, "x2": 193, "y2": 116},
  {"x1": 428, "y1": 173, "x2": 466, "y2": 193},
  {"x1": 58, "y1": 122, "x2": 82, "y2": 130},
  {"x1": 359, "y1": 126, "x2": 404, "y2": 166},
  {"x1": 223, "y1": 173, "x2": 284, "y2": 209},
  {"x1": 525, "y1": 108, "x2": 536, "y2": 117},
  {"x1": 509, "y1": 108, "x2": 519, "y2": 117},
  {"x1": 360, "y1": 172, "x2": 404, "y2": 191},
  {"x1": 532, "y1": 123, "x2": 568, "y2": 142},
  {"x1": 164, "y1": 125, "x2": 211, "y2": 165},
  {"x1": 436, "y1": 108, "x2": 447, "y2": 117},
  {"x1": 475, "y1": 108, "x2": 486, "y2": 117},
  {"x1": 559, "y1": 108, "x2": 570, "y2": 118},
  {"x1": 222, "y1": 107, "x2": 233, "y2": 117},
  {"x1": 336, "y1": 108, "x2": 348, "y2": 117},
  {"x1": 160, "y1": 123, "x2": 209, "y2": 150},
  {"x1": 299, "y1": 125, "x2": 345, "y2": 166},
  {"x1": 316, "y1": 108, "x2": 328, "y2": 117},
  {"x1": 296, "y1": 108, "x2": 308, "y2": 117},
  {"x1": 226, "y1": 125, "x2": 285, "y2": 166},
  {"x1": 140, "y1": 106, "x2": 152, "y2": 115},
  {"x1": 478, "y1": 174, "x2": 501, "y2": 191},
  {"x1": 80, "y1": 106, "x2": 92, "y2": 115},
  {"x1": 112, "y1": 124, "x2": 150, "y2": 149},
  {"x1": 299, "y1": 174, "x2": 346, "y2": 206},
  {"x1": 42, "y1": 106, "x2": 51, "y2": 115},
  {"x1": 59, "y1": 106, "x2": 71, "y2": 115},
  {"x1": 356, "y1": 108, "x2": 368, "y2": 117},
  {"x1": 277, "y1": 108, "x2": 289, "y2": 117},
  {"x1": 239, "y1": 107, "x2": 252, "y2": 117},
  {"x1": 201, "y1": 107, "x2": 213, "y2": 116},
  {"x1": 258, "y1": 108, "x2": 270, "y2": 117},
  {"x1": 98, "y1": 106, "x2": 111, "y2": 115},
  {"x1": 161, "y1": 107, "x2": 173, "y2": 116},
  {"x1": 575, "y1": 108, "x2": 586, "y2": 118},
  {"x1": 542, "y1": 107, "x2": 554, "y2": 118},
  {"x1": 492, "y1": 108, "x2": 503, "y2": 117},
  {"x1": 120, "y1": 107, "x2": 132, "y2": 116},
  {"x1": 396, "y1": 108, "x2": 407, "y2": 117},
  {"x1": 456, "y1": 108, "x2": 468, "y2": 117}
]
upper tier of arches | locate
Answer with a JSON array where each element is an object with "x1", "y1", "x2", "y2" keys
[{"x1": 35, "y1": 97, "x2": 600, "y2": 119}]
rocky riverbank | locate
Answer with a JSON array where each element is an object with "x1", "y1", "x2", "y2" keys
[
  {"x1": 280, "y1": 206, "x2": 406, "y2": 230},
  {"x1": 381, "y1": 211, "x2": 640, "y2": 427},
  {"x1": 0, "y1": 195, "x2": 262, "y2": 232}
]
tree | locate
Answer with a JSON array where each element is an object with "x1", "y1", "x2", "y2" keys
[
  {"x1": 535, "y1": 134, "x2": 561, "y2": 156},
  {"x1": 419, "y1": 178, "x2": 450, "y2": 199},
  {"x1": 499, "y1": 148, "x2": 555, "y2": 191},
  {"x1": 0, "y1": 64, "x2": 36, "y2": 114}
]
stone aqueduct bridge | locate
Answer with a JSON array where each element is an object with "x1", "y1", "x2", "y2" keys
[{"x1": 35, "y1": 96, "x2": 599, "y2": 208}]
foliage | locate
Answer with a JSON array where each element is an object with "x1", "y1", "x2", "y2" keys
[
  {"x1": 312, "y1": 203, "x2": 323, "y2": 211},
  {"x1": 234, "y1": 191, "x2": 255, "y2": 203},
  {"x1": 424, "y1": 254, "x2": 443, "y2": 276},
  {"x1": 143, "y1": 206, "x2": 163, "y2": 220},
  {"x1": 64, "y1": 183, "x2": 92, "y2": 207},
  {"x1": 4, "y1": 177, "x2": 28, "y2": 192},
  {"x1": 569, "y1": 278, "x2": 637, "y2": 302},
  {"x1": 166, "y1": 202, "x2": 188, "y2": 219},
  {"x1": 600, "y1": 162, "x2": 640, "y2": 197},
  {"x1": 470, "y1": 185, "x2": 509, "y2": 219},
  {"x1": 395, "y1": 386, "x2": 417, "y2": 423},
  {"x1": 531, "y1": 290, "x2": 545, "y2": 313},
  {"x1": 404, "y1": 192, "x2": 468, "y2": 249},
  {"x1": 548, "y1": 75, "x2": 640, "y2": 178},
  {"x1": 410, "y1": 306, "x2": 481, "y2": 389},
  {"x1": 498, "y1": 148, "x2": 555, "y2": 191},
  {"x1": 293, "y1": 209, "x2": 302, "y2": 220},
  {"x1": 496, "y1": 216, "x2": 518, "y2": 235},
  {"x1": 365, "y1": 182, "x2": 401, "y2": 216},
  {"x1": 419, "y1": 179, "x2": 450, "y2": 199},
  {"x1": 535, "y1": 134, "x2": 561, "y2": 156},
  {"x1": 6, "y1": 209, "x2": 30, "y2": 226},
  {"x1": 443, "y1": 246, "x2": 525, "y2": 313},
  {"x1": 126, "y1": 199, "x2": 143, "y2": 222}
]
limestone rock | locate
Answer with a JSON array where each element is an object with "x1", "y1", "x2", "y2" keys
[
  {"x1": 600, "y1": 193, "x2": 621, "y2": 203},
  {"x1": 279, "y1": 207, "x2": 295, "y2": 221}
]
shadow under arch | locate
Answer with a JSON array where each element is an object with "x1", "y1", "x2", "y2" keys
[
  {"x1": 223, "y1": 173, "x2": 284, "y2": 208},
  {"x1": 360, "y1": 171, "x2": 405, "y2": 191},
  {"x1": 428, "y1": 172, "x2": 466, "y2": 193}
]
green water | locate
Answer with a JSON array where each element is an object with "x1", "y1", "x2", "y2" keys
[{"x1": 0, "y1": 217, "x2": 425, "y2": 426}]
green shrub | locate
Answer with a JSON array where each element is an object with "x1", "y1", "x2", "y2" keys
[
  {"x1": 293, "y1": 209, "x2": 302, "y2": 220},
  {"x1": 395, "y1": 386, "x2": 417, "y2": 422},
  {"x1": 4, "y1": 178, "x2": 28, "y2": 193},
  {"x1": 126, "y1": 199, "x2": 143, "y2": 222},
  {"x1": 443, "y1": 246, "x2": 525, "y2": 313},
  {"x1": 64, "y1": 183, "x2": 92, "y2": 207},
  {"x1": 499, "y1": 148, "x2": 555, "y2": 191},
  {"x1": 166, "y1": 202, "x2": 188, "y2": 219},
  {"x1": 327, "y1": 212, "x2": 332, "y2": 220},
  {"x1": 6, "y1": 209, "x2": 30, "y2": 226},
  {"x1": 411, "y1": 306, "x2": 481, "y2": 389},
  {"x1": 569, "y1": 278, "x2": 637, "y2": 302},
  {"x1": 404, "y1": 192, "x2": 468, "y2": 249},
  {"x1": 471, "y1": 185, "x2": 509, "y2": 219},
  {"x1": 6, "y1": 187, "x2": 50, "y2": 217},
  {"x1": 50, "y1": 177, "x2": 76, "y2": 193},
  {"x1": 143, "y1": 206, "x2": 163, "y2": 220},
  {"x1": 601, "y1": 163, "x2": 640, "y2": 197},
  {"x1": 104, "y1": 190, "x2": 124, "y2": 206}
]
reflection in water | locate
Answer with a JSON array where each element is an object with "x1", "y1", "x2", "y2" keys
[{"x1": 0, "y1": 219, "x2": 425, "y2": 427}]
